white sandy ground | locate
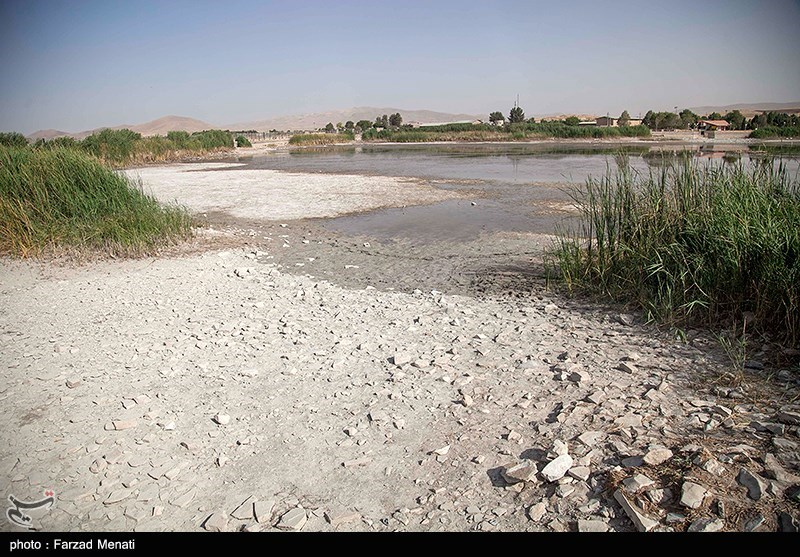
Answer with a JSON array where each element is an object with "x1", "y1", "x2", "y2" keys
[
  {"x1": 1, "y1": 162, "x2": 798, "y2": 532},
  {"x1": 125, "y1": 163, "x2": 463, "y2": 221}
]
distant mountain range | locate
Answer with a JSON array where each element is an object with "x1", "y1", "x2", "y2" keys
[
  {"x1": 27, "y1": 115, "x2": 216, "y2": 141},
  {"x1": 25, "y1": 102, "x2": 800, "y2": 140},
  {"x1": 688, "y1": 101, "x2": 800, "y2": 118},
  {"x1": 224, "y1": 107, "x2": 483, "y2": 131}
]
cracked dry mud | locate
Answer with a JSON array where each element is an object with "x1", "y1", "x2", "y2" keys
[{"x1": 1, "y1": 166, "x2": 799, "y2": 533}]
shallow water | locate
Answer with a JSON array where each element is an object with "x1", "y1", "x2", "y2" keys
[{"x1": 223, "y1": 143, "x2": 800, "y2": 243}]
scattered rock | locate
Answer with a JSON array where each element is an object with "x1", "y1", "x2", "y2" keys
[
  {"x1": 501, "y1": 461, "x2": 538, "y2": 484},
  {"x1": 577, "y1": 519, "x2": 609, "y2": 532},
  {"x1": 203, "y1": 512, "x2": 228, "y2": 532},
  {"x1": 737, "y1": 468, "x2": 767, "y2": 501},
  {"x1": 779, "y1": 512, "x2": 799, "y2": 532},
  {"x1": 108, "y1": 420, "x2": 137, "y2": 431},
  {"x1": 680, "y1": 482, "x2": 708, "y2": 509},
  {"x1": 254, "y1": 500, "x2": 275, "y2": 524},
  {"x1": 277, "y1": 508, "x2": 307, "y2": 531},
  {"x1": 642, "y1": 446, "x2": 673, "y2": 467},
  {"x1": 324, "y1": 509, "x2": 361, "y2": 527},
  {"x1": 231, "y1": 497, "x2": 254, "y2": 520},
  {"x1": 687, "y1": 517, "x2": 725, "y2": 532},
  {"x1": 527, "y1": 502, "x2": 547, "y2": 522},
  {"x1": 541, "y1": 454, "x2": 573, "y2": 482},
  {"x1": 614, "y1": 489, "x2": 658, "y2": 532},
  {"x1": 622, "y1": 474, "x2": 655, "y2": 493}
]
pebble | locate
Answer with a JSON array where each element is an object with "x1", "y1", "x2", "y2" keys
[
  {"x1": 213, "y1": 413, "x2": 231, "y2": 425},
  {"x1": 541, "y1": 454, "x2": 573, "y2": 482},
  {"x1": 527, "y1": 502, "x2": 547, "y2": 522}
]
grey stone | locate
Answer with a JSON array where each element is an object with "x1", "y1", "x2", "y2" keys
[
  {"x1": 324, "y1": 509, "x2": 361, "y2": 527},
  {"x1": 231, "y1": 496, "x2": 254, "y2": 520},
  {"x1": 527, "y1": 501, "x2": 547, "y2": 522},
  {"x1": 614, "y1": 489, "x2": 658, "y2": 532},
  {"x1": 501, "y1": 461, "x2": 538, "y2": 484},
  {"x1": 567, "y1": 466, "x2": 591, "y2": 482},
  {"x1": 577, "y1": 519, "x2": 609, "y2": 532},
  {"x1": 277, "y1": 507, "x2": 307, "y2": 531},
  {"x1": 779, "y1": 512, "x2": 799, "y2": 532},
  {"x1": 687, "y1": 517, "x2": 725, "y2": 532},
  {"x1": 680, "y1": 482, "x2": 708, "y2": 509},
  {"x1": 577, "y1": 431, "x2": 604, "y2": 446},
  {"x1": 764, "y1": 453, "x2": 800, "y2": 484},
  {"x1": 541, "y1": 454, "x2": 573, "y2": 482},
  {"x1": 776, "y1": 410, "x2": 800, "y2": 425},
  {"x1": 254, "y1": 500, "x2": 275, "y2": 523},
  {"x1": 643, "y1": 446, "x2": 673, "y2": 466},
  {"x1": 701, "y1": 458, "x2": 727, "y2": 476},
  {"x1": 203, "y1": 512, "x2": 228, "y2": 532},
  {"x1": 737, "y1": 468, "x2": 767, "y2": 500},
  {"x1": 622, "y1": 474, "x2": 655, "y2": 493}
]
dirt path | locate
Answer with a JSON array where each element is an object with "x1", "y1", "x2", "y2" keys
[{"x1": 1, "y1": 164, "x2": 798, "y2": 533}]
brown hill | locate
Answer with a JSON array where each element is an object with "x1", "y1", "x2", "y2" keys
[
  {"x1": 27, "y1": 115, "x2": 217, "y2": 141},
  {"x1": 225, "y1": 107, "x2": 484, "y2": 132},
  {"x1": 689, "y1": 101, "x2": 800, "y2": 118}
]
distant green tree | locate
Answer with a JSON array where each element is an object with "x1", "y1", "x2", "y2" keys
[
  {"x1": 389, "y1": 113, "x2": 403, "y2": 127},
  {"x1": 564, "y1": 116, "x2": 580, "y2": 126},
  {"x1": 618, "y1": 110, "x2": 631, "y2": 127},
  {"x1": 527, "y1": 117, "x2": 537, "y2": 124},
  {"x1": 708, "y1": 112, "x2": 723, "y2": 121},
  {"x1": 356, "y1": 120, "x2": 373, "y2": 132},
  {"x1": 509, "y1": 106, "x2": 525, "y2": 123},
  {"x1": 345, "y1": 121, "x2": 355, "y2": 130},
  {"x1": 642, "y1": 110, "x2": 655, "y2": 129},
  {"x1": 381, "y1": 114, "x2": 389, "y2": 128},
  {"x1": 724, "y1": 110, "x2": 745, "y2": 130},
  {"x1": 489, "y1": 111, "x2": 505, "y2": 124},
  {"x1": 325, "y1": 122, "x2": 335, "y2": 133},
  {"x1": 679, "y1": 109, "x2": 698, "y2": 129}
]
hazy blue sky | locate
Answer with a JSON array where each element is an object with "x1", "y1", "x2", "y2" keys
[{"x1": 2, "y1": 0, "x2": 799, "y2": 134}]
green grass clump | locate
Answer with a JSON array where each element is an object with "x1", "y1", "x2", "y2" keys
[
  {"x1": 0, "y1": 132, "x2": 29, "y2": 147},
  {"x1": 288, "y1": 133, "x2": 354, "y2": 146},
  {"x1": 750, "y1": 126, "x2": 800, "y2": 139},
  {"x1": 235, "y1": 135, "x2": 252, "y2": 147},
  {"x1": 0, "y1": 145, "x2": 192, "y2": 257},
  {"x1": 551, "y1": 158, "x2": 800, "y2": 344}
]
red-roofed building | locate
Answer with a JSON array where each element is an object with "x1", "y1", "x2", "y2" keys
[{"x1": 698, "y1": 119, "x2": 731, "y2": 131}]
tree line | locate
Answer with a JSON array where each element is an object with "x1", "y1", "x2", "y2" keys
[{"x1": 323, "y1": 113, "x2": 404, "y2": 133}]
